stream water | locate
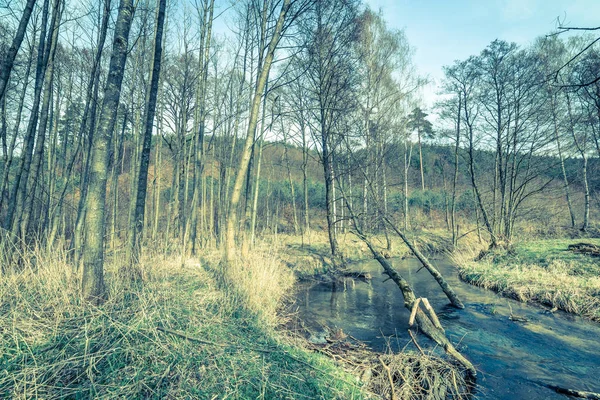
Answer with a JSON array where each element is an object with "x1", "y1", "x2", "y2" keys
[{"x1": 294, "y1": 257, "x2": 600, "y2": 399}]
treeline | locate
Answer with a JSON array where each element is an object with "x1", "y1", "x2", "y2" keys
[
  {"x1": 0, "y1": 0, "x2": 598, "y2": 301},
  {"x1": 437, "y1": 36, "x2": 600, "y2": 246}
]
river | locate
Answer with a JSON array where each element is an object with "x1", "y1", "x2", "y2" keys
[{"x1": 294, "y1": 257, "x2": 600, "y2": 399}]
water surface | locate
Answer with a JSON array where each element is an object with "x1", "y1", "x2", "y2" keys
[{"x1": 294, "y1": 258, "x2": 600, "y2": 399}]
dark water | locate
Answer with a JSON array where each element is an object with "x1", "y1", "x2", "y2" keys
[{"x1": 294, "y1": 258, "x2": 600, "y2": 399}]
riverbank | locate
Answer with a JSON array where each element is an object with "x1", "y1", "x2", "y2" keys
[
  {"x1": 0, "y1": 237, "x2": 475, "y2": 399},
  {"x1": 278, "y1": 228, "x2": 463, "y2": 279},
  {"x1": 454, "y1": 238, "x2": 600, "y2": 321},
  {"x1": 0, "y1": 246, "x2": 362, "y2": 398}
]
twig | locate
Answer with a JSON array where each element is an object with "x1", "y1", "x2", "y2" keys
[
  {"x1": 156, "y1": 326, "x2": 274, "y2": 353},
  {"x1": 408, "y1": 329, "x2": 425, "y2": 355},
  {"x1": 379, "y1": 356, "x2": 397, "y2": 400}
]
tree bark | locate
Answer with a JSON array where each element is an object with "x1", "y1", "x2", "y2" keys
[
  {"x1": 127, "y1": 0, "x2": 167, "y2": 268},
  {"x1": 81, "y1": 0, "x2": 135, "y2": 304}
]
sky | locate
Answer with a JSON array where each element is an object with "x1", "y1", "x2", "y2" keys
[{"x1": 364, "y1": 0, "x2": 600, "y2": 109}]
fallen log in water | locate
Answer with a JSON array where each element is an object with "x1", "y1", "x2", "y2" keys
[
  {"x1": 354, "y1": 228, "x2": 477, "y2": 379},
  {"x1": 337, "y1": 183, "x2": 475, "y2": 380},
  {"x1": 547, "y1": 384, "x2": 600, "y2": 400},
  {"x1": 383, "y1": 215, "x2": 465, "y2": 309}
]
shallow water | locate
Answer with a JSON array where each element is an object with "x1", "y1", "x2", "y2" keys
[{"x1": 294, "y1": 257, "x2": 600, "y2": 399}]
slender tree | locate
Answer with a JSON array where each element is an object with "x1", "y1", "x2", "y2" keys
[
  {"x1": 0, "y1": 0, "x2": 37, "y2": 103},
  {"x1": 81, "y1": 0, "x2": 136, "y2": 303},
  {"x1": 126, "y1": 0, "x2": 167, "y2": 269}
]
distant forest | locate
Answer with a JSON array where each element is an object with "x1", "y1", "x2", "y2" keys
[{"x1": 0, "y1": 0, "x2": 598, "y2": 299}]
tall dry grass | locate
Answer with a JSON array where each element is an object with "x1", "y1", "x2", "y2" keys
[{"x1": 0, "y1": 238, "x2": 363, "y2": 398}]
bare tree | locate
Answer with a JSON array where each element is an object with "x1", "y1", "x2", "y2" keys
[
  {"x1": 81, "y1": 0, "x2": 136, "y2": 303},
  {"x1": 126, "y1": 0, "x2": 167, "y2": 269},
  {"x1": 0, "y1": 0, "x2": 37, "y2": 103},
  {"x1": 225, "y1": 0, "x2": 294, "y2": 265}
]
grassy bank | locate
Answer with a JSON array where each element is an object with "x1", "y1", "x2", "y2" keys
[
  {"x1": 454, "y1": 238, "x2": 600, "y2": 321},
  {"x1": 0, "y1": 245, "x2": 362, "y2": 399}
]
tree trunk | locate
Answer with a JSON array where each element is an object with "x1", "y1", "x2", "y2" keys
[
  {"x1": 403, "y1": 139, "x2": 412, "y2": 231},
  {"x1": 301, "y1": 117, "x2": 310, "y2": 244},
  {"x1": 21, "y1": 0, "x2": 63, "y2": 239},
  {"x1": 0, "y1": 38, "x2": 33, "y2": 215},
  {"x1": 126, "y1": 0, "x2": 167, "y2": 269},
  {"x1": 0, "y1": 0, "x2": 37, "y2": 103},
  {"x1": 451, "y1": 95, "x2": 461, "y2": 246},
  {"x1": 225, "y1": 0, "x2": 291, "y2": 266},
  {"x1": 4, "y1": 0, "x2": 51, "y2": 232},
  {"x1": 465, "y1": 96, "x2": 496, "y2": 248},
  {"x1": 552, "y1": 96, "x2": 576, "y2": 228},
  {"x1": 188, "y1": 0, "x2": 215, "y2": 254},
  {"x1": 418, "y1": 128, "x2": 425, "y2": 191},
  {"x1": 73, "y1": 0, "x2": 112, "y2": 259},
  {"x1": 81, "y1": 0, "x2": 135, "y2": 304},
  {"x1": 581, "y1": 154, "x2": 589, "y2": 232}
]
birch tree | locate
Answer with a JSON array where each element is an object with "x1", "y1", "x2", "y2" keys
[{"x1": 81, "y1": 0, "x2": 136, "y2": 303}]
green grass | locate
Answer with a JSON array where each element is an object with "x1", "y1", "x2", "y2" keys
[
  {"x1": 0, "y1": 250, "x2": 363, "y2": 399},
  {"x1": 455, "y1": 238, "x2": 600, "y2": 321}
]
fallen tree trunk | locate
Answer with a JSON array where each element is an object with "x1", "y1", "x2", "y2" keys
[
  {"x1": 383, "y1": 215, "x2": 464, "y2": 309},
  {"x1": 336, "y1": 174, "x2": 475, "y2": 379},
  {"x1": 546, "y1": 384, "x2": 600, "y2": 400},
  {"x1": 567, "y1": 243, "x2": 600, "y2": 257},
  {"x1": 354, "y1": 227, "x2": 476, "y2": 379}
]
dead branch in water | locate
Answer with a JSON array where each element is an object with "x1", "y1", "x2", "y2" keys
[{"x1": 547, "y1": 384, "x2": 600, "y2": 400}]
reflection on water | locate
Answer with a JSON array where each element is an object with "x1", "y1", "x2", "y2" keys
[{"x1": 294, "y1": 258, "x2": 600, "y2": 400}]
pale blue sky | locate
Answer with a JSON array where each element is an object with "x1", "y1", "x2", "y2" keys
[{"x1": 365, "y1": 0, "x2": 600, "y2": 107}]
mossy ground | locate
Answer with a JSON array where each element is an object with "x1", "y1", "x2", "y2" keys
[{"x1": 455, "y1": 238, "x2": 600, "y2": 321}]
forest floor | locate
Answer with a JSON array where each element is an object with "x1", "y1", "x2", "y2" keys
[
  {"x1": 454, "y1": 237, "x2": 600, "y2": 322},
  {"x1": 0, "y1": 247, "x2": 363, "y2": 399},
  {"x1": 0, "y1": 236, "x2": 473, "y2": 399}
]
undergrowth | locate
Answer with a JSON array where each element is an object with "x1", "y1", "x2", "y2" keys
[{"x1": 0, "y1": 243, "x2": 362, "y2": 399}]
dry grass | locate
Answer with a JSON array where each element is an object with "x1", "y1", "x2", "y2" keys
[
  {"x1": 0, "y1": 241, "x2": 362, "y2": 399},
  {"x1": 454, "y1": 239, "x2": 600, "y2": 321},
  {"x1": 223, "y1": 239, "x2": 296, "y2": 325},
  {"x1": 370, "y1": 353, "x2": 471, "y2": 400}
]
